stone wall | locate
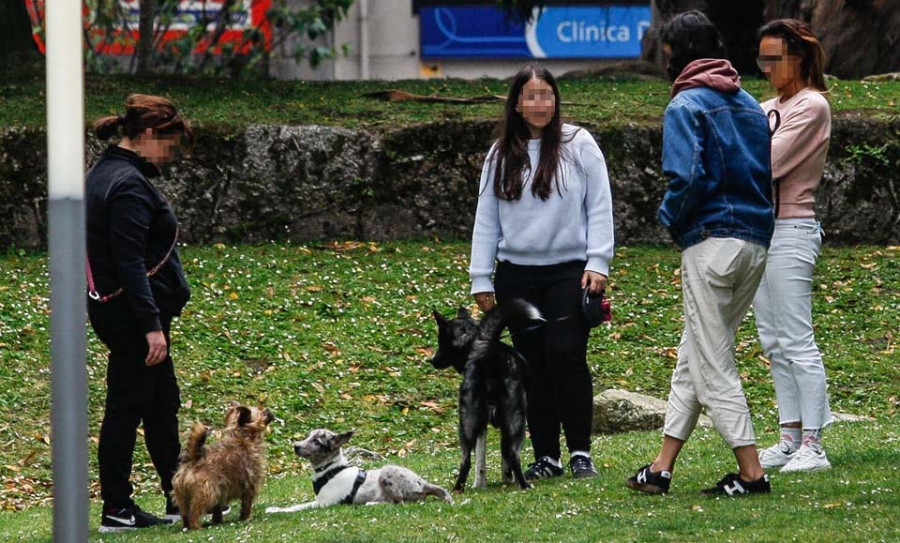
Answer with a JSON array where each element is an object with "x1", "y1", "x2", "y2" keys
[{"x1": 2, "y1": 117, "x2": 899, "y2": 250}]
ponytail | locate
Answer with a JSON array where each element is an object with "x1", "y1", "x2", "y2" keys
[{"x1": 93, "y1": 115, "x2": 123, "y2": 141}]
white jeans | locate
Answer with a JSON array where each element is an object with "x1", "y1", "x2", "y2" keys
[
  {"x1": 753, "y1": 219, "x2": 833, "y2": 429},
  {"x1": 664, "y1": 238, "x2": 768, "y2": 449}
]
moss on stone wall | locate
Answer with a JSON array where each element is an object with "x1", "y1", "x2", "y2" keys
[{"x1": 2, "y1": 117, "x2": 898, "y2": 250}]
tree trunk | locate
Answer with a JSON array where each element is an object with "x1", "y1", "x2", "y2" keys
[
  {"x1": 808, "y1": 0, "x2": 900, "y2": 78},
  {"x1": 136, "y1": 0, "x2": 156, "y2": 74},
  {"x1": 0, "y1": 0, "x2": 40, "y2": 64}
]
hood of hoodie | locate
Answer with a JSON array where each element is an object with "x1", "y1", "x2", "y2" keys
[{"x1": 671, "y1": 59, "x2": 741, "y2": 97}]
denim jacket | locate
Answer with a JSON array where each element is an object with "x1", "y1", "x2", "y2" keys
[{"x1": 658, "y1": 86, "x2": 775, "y2": 249}]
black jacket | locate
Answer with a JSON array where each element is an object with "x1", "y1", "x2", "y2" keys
[{"x1": 86, "y1": 146, "x2": 190, "y2": 333}]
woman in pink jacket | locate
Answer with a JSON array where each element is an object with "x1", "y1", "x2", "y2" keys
[{"x1": 754, "y1": 19, "x2": 833, "y2": 473}]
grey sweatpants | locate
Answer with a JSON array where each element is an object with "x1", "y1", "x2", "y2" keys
[{"x1": 663, "y1": 237, "x2": 768, "y2": 449}]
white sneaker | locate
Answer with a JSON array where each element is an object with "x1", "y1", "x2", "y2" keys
[
  {"x1": 758, "y1": 442, "x2": 796, "y2": 469},
  {"x1": 780, "y1": 444, "x2": 831, "y2": 473}
]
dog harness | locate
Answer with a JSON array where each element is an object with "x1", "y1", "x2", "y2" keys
[{"x1": 312, "y1": 466, "x2": 368, "y2": 505}]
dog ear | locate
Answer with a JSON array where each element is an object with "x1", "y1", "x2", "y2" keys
[
  {"x1": 432, "y1": 308, "x2": 448, "y2": 327},
  {"x1": 262, "y1": 408, "x2": 275, "y2": 425},
  {"x1": 236, "y1": 406, "x2": 252, "y2": 426},
  {"x1": 332, "y1": 430, "x2": 355, "y2": 449},
  {"x1": 224, "y1": 402, "x2": 241, "y2": 422},
  {"x1": 457, "y1": 307, "x2": 470, "y2": 319}
]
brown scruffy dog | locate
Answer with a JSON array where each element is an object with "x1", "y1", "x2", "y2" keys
[{"x1": 172, "y1": 403, "x2": 274, "y2": 530}]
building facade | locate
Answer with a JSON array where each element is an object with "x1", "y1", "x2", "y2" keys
[{"x1": 272, "y1": 0, "x2": 652, "y2": 80}]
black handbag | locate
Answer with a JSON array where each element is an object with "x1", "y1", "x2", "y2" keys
[{"x1": 582, "y1": 287, "x2": 612, "y2": 327}]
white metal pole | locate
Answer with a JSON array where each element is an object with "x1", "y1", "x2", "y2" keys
[
  {"x1": 359, "y1": 0, "x2": 370, "y2": 80},
  {"x1": 46, "y1": 0, "x2": 88, "y2": 539}
]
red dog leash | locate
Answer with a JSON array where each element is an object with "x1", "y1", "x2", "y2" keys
[{"x1": 87, "y1": 228, "x2": 179, "y2": 303}]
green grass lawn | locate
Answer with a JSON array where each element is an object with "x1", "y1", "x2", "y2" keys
[
  {"x1": 1, "y1": 421, "x2": 898, "y2": 542},
  {"x1": 0, "y1": 242, "x2": 898, "y2": 541},
  {"x1": 1, "y1": 73, "x2": 898, "y2": 130}
]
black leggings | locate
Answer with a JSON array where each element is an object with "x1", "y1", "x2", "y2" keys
[
  {"x1": 494, "y1": 261, "x2": 593, "y2": 461},
  {"x1": 89, "y1": 299, "x2": 181, "y2": 511}
]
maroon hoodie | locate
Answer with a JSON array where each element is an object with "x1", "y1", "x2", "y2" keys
[{"x1": 671, "y1": 59, "x2": 741, "y2": 97}]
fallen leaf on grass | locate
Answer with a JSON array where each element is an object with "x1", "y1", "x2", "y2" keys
[{"x1": 420, "y1": 401, "x2": 445, "y2": 414}]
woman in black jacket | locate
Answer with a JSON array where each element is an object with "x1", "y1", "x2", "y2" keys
[{"x1": 86, "y1": 94, "x2": 194, "y2": 532}]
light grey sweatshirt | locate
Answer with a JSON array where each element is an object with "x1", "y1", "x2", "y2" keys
[{"x1": 469, "y1": 124, "x2": 614, "y2": 294}]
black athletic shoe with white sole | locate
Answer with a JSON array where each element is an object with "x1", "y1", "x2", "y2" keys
[
  {"x1": 99, "y1": 504, "x2": 174, "y2": 533},
  {"x1": 569, "y1": 455, "x2": 599, "y2": 479},
  {"x1": 701, "y1": 472, "x2": 771, "y2": 497},
  {"x1": 626, "y1": 464, "x2": 672, "y2": 494},
  {"x1": 524, "y1": 456, "x2": 565, "y2": 480}
]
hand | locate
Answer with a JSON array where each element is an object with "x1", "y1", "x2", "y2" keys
[
  {"x1": 473, "y1": 292, "x2": 496, "y2": 313},
  {"x1": 581, "y1": 271, "x2": 608, "y2": 295},
  {"x1": 145, "y1": 330, "x2": 168, "y2": 366}
]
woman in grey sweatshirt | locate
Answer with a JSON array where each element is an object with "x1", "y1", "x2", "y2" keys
[{"x1": 469, "y1": 65, "x2": 614, "y2": 480}]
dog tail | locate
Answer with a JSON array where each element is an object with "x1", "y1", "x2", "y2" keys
[
  {"x1": 475, "y1": 298, "x2": 543, "y2": 347},
  {"x1": 181, "y1": 422, "x2": 208, "y2": 464}
]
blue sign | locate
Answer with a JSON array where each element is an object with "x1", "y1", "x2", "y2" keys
[{"x1": 420, "y1": 5, "x2": 652, "y2": 60}]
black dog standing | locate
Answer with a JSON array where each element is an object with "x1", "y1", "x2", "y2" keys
[{"x1": 431, "y1": 299, "x2": 542, "y2": 491}]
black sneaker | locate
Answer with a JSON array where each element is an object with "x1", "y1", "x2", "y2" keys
[
  {"x1": 524, "y1": 456, "x2": 565, "y2": 480},
  {"x1": 626, "y1": 464, "x2": 672, "y2": 495},
  {"x1": 701, "y1": 472, "x2": 771, "y2": 497},
  {"x1": 164, "y1": 495, "x2": 231, "y2": 522},
  {"x1": 99, "y1": 504, "x2": 174, "y2": 533},
  {"x1": 569, "y1": 454, "x2": 599, "y2": 479}
]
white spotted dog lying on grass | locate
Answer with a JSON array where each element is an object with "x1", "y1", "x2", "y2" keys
[{"x1": 265, "y1": 429, "x2": 451, "y2": 512}]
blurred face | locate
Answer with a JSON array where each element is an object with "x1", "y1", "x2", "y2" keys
[
  {"x1": 758, "y1": 36, "x2": 803, "y2": 92},
  {"x1": 516, "y1": 77, "x2": 556, "y2": 137},
  {"x1": 135, "y1": 130, "x2": 182, "y2": 165}
]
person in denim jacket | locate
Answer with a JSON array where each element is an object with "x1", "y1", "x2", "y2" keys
[{"x1": 626, "y1": 11, "x2": 776, "y2": 497}]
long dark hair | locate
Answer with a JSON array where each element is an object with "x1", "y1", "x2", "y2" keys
[
  {"x1": 489, "y1": 65, "x2": 566, "y2": 201},
  {"x1": 758, "y1": 19, "x2": 828, "y2": 93},
  {"x1": 660, "y1": 10, "x2": 725, "y2": 81},
  {"x1": 93, "y1": 94, "x2": 195, "y2": 149}
]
